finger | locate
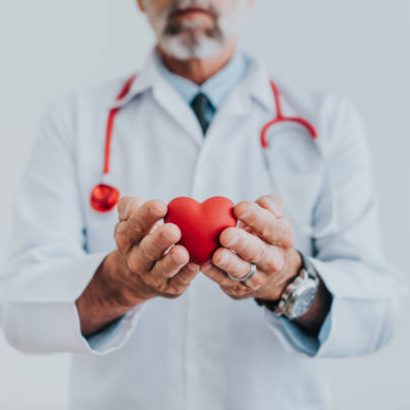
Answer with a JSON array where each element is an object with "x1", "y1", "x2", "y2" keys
[
  {"x1": 201, "y1": 261, "x2": 248, "y2": 291},
  {"x1": 201, "y1": 263, "x2": 250, "y2": 299},
  {"x1": 255, "y1": 194, "x2": 285, "y2": 218},
  {"x1": 116, "y1": 198, "x2": 168, "y2": 253},
  {"x1": 117, "y1": 196, "x2": 144, "y2": 221},
  {"x1": 168, "y1": 261, "x2": 200, "y2": 292},
  {"x1": 220, "y1": 283, "x2": 250, "y2": 300},
  {"x1": 237, "y1": 220, "x2": 254, "y2": 233},
  {"x1": 212, "y1": 248, "x2": 267, "y2": 291},
  {"x1": 128, "y1": 223, "x2": 183, "y2": 274},
  {"x1": 220, "y1": 227, "x2": 285, "y2": 273},
  {"x1": 233, "y1": 201, "x2": 294, "y2": 249},
  {"x1": 148, "y1": 244, "x2": 190, "y2": 279}
]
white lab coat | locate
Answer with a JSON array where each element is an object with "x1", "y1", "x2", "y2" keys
[{"x1": 0, "y1": 49, "x2": 405, "y2": 410}]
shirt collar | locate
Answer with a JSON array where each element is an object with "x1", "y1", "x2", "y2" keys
[
  {"x1": 154, "y1": 49, "x2": 250, "y2": 109},
  {"x1": 110, "y1": 47, "x2": 276, "y2": 116}
]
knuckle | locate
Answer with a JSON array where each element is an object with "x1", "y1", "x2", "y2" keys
[
  {"x1": 164, "y1": 286, "x2": 185, "y2": 299},
  {"x1": 221, "y1": 284, "x2": 236, "y2": 297},
  {"x1": 132, "y1": 220, "x2": 146, "y2": 237},
  {"x1": 268, "y1": 252, "x2": 285, "y2": 272},
  {"x1": 139, "y1": 240, "x2": 158, "y2": 262},
  {"x1": 232, "y1": 282, "x2": 246, "y2": 293},
  {"x1": 254, "y1": 245, "x2": 267, "y2": 264},
  {"x1": 249, "y1": 274, "x2": 264, "y2": 289},
  {"x1": 127, "y1": 252, "x2": 142, "y2": 273},
  {"x1": 261, "y1": 223, "x2": 275, "y2": 243},
  {"x1": 144, "y1": 274, "x2": 162, "y2": 290}
]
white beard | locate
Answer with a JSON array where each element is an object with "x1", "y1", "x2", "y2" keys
[{"x1": 143, "y1": 0, "x2": 249, "y2": 60}]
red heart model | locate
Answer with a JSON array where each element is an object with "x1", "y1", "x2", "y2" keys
[{"x1": 164, "y1": 196, "x2": 237, "y2": 265}]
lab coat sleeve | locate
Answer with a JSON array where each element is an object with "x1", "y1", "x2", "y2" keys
[
  {"x1": 0, "y1": 95, "x2": 146, "y2": 355},
  {"x1": 262, "y1": 98, "x2": 408, "y2": 358}
]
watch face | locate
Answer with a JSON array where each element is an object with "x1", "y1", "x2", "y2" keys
[{"x1": 290, "y1": 286, "x2": 317, "y2": 318}]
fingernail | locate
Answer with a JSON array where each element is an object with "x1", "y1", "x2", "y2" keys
[
  {"x1": 172, "y1": 251, "x2": 186, "y2": 264},
  {"x1": 239, "y1": 208, "x2": 252, "y2": 219},
  {"x1": 218, "y1": 253, "x2": 229, "y2": 264},
  {"x1": 151, "y1": 200, "x2": 167, "y2": 216},
  {"x1": 225, "y1": 235, "x2": 238, "y2": 247}
]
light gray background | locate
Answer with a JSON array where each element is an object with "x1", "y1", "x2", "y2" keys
[{"x1": 0, "y1": 1, "x2": 409, "y2": 409}]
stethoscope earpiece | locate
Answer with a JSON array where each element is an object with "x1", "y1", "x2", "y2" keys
[{"x1": 90, "y1": 183, "x2": 120, "y2": 213}]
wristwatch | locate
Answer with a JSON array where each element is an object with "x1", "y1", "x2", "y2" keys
[{"x1": 255, "y1": 251, "x2": 319, "y2": 320}]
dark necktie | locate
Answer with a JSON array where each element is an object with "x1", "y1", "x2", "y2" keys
[{"x1": 190, "y1": 92, "x2": 215, "y2": 135}]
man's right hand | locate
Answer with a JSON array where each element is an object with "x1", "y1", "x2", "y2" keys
[
  {"x1": 114, "y1": 196, "x2": 200, "y2": 303},
  {"x1": 76, "y1": 196, "x2": 199, "y2": 336}
]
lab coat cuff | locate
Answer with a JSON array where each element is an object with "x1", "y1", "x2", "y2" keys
[
  {"x1": 261, "y1": 305, "x2": 332, "y2": 357},
  {"x1": 1, "y1": 252, "x2": 123, "y2": 354},
  {"x1": 306, "y1": 257, "x2": 400, "y2": 357},
  {"x1": 83, "y1": 302, "x2": 148, "y2": 355}
]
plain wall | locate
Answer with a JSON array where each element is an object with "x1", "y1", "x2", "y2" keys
[{"x1": 0, "y1": 1, "x2": 409, "y2": 409}]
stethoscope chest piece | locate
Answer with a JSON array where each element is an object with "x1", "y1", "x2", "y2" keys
[{"x1": 90, "y1": 183, "x2": 120, "y2": 213}]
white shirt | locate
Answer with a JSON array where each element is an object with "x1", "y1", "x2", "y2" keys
[{"x1": 0, "y1": 49, "x2": 405, "y2": 410}]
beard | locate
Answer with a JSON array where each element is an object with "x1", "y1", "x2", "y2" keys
[{"x1": 143, "y1": 0, "x2": 248, "y2": 60}]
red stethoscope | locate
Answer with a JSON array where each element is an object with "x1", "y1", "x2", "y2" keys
[
  {"x1": 90, "y1": 75, "x2": 320, "y2": 218},
  {"x1": 90, "y1": 74, "x2": 137, "y2": 213}
]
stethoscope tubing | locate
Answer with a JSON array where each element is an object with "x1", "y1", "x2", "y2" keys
[{"x1": 90, "y1": 74, "x2": 338, "y2": 238}]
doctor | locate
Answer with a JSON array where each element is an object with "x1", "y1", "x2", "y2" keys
[{"x1": 0, "y1": 0, "x2": 405, "y2": 409}]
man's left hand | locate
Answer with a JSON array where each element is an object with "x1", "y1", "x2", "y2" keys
[{"x1": 200, "y1": 194, "x2": 303, "y2": 302}]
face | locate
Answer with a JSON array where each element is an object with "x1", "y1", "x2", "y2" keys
[{"x1": 138, "y1": 0, "x2": 253, "y2": 60}]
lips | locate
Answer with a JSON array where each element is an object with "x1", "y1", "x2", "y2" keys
[{"x1": 171, "y1": 6, "x2": 213, "y2": 19}]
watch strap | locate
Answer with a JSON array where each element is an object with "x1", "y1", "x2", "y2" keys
[{"x1": 254, "y1": 250, "x2": 317, "y2": 314}]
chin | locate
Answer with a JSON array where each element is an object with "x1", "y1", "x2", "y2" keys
[{"x1": 159, "y1": 35, "x2": 227, "y2": 60}]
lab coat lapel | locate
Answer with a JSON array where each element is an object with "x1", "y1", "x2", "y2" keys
[
  {"x1": 114, "y1": 49, "x2": 204, "y2": 147},
  {"x1": 207, "y1": 56, "x2": 277, "y2": 126},
  {"x1": 152, "y1": 81, "x2": 204, "y2": 147}
]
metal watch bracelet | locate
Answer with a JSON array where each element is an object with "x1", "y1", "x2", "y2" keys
[{"x1": 254, "y1": 250, "x2": 319, "y2": 319}]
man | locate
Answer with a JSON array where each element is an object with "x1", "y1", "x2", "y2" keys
[{"x1": 0, "y1": 1, "x2": 404, "y2": 409}]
